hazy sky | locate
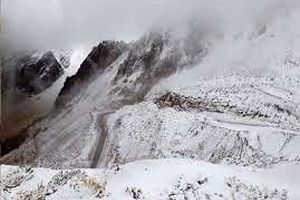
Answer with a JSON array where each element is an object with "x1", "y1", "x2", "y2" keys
[
  {"x1": 2, "y1": 0, "x2": 298, "y2": 50},
  {"x1": 2, "y1": 0, "x2": 196, "y2": 50}
]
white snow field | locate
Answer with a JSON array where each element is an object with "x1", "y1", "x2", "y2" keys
[{"x1": 1, "y1": 159, "x2": 299, "y2": 199}]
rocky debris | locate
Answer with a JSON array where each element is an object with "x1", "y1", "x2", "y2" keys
[
  {"x1": 155, "y1": 92, "x2": 221, "y2": 112},
  {"x1": 155, "y1": 91, "x2": 294, "y2": 120},
  {"x1": 55, "y1": 41, "x2": 128, "y2": 109},
  {"x1": 45, "y1": 169, "x2": 86, "y2": 195},
  {"x1": 168, "y1": 175, "x2": 209, "y2": 200},
  {"x1": 154, "y1": 81, "x2": 300, "y2": 131},
  {"x1": 103, "y1": 71, "x2": 300, "y2": 168}
]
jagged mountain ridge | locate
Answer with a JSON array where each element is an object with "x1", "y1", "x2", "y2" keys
[
  {"x1": 0, "y1": 28, "x2": 209, "y2": 167},
  {"x1": 15, "y1": 51, "x2": 64, "y2": 95},
  {"x1": 2, "y1": 50, "x2": 70, "y2": 96},
  {"x1": 55, "y1": 30, "x2": 207, "y2": 110},
  {"x1": 0, "y1": 49, "x2": 88, "y2": 150},
  {"x1": 0, "y1": 50, "x2": 70, "y2": 139},
  {"x1": 55, "y1": 41, "x2": 128, "y2": 109}
]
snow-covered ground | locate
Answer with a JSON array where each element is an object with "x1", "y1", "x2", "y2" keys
[{"x1": 1, "y1": 158, "x2": 299, "y2": 199}]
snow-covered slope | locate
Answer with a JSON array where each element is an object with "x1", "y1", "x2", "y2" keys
[
  {"x1": 102, "y1": 72, "x2": 300, "y2": 167},
  {"x1": 1, "y1": 159, "x2": 299, "y2": 199}
]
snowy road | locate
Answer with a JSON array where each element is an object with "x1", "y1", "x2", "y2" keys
[{"x1": 91, "y1": 111, "x2": 115, "y2": 168}]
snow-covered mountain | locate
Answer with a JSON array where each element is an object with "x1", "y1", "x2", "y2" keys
[
  {"x1": 2, "y1": 2, "x2": 300, "y2": 199},
  {"x1": 0, "y1": 49, "x2": 89, "y2": 146},
  {"x1": 0, "y1": 27, "x2": 210, "y2": 168}
]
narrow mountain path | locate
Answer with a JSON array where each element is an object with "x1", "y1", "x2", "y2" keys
[{"x1": 91, "y1": 111, "x2": 115, "y2": 168}]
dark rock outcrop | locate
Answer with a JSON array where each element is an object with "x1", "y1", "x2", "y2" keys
[
  {"x1": 15, "y1": 51, "x2": 64, "y2": 95},
  {"x1": 55, "y1": 41, "x2": 128, "y2": 109},
  {"x1": 155, "y1": 92, "x2": 217, "y2": 111},
  {"x1": 2, "y1": 51, "x2": 65, "y2": 96}
]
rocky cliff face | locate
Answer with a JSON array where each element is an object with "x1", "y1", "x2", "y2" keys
[
  {"x1": 2, "y1": 51, "x2": 68, "y2": 96},
  {"x1": 55, "y1": 41, "x2": 128, "y2": 109},
  {"x1": 0, "y1": 50, "x2": 69, "y2": 140},
  {"x1": 15, "y1": 51, "x2": 64, "y2": 95},
  {"x1": 55, "y1": 30, "x2": 206, "y2": 111}
]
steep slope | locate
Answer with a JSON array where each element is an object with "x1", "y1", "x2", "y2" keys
[
  {"x1": 0, "y1": 51, "x2": 66, "y2": 140},
  {"x1": 55, "y1": 41, "x2": 129, "y2": 110},
  {"x1": 0, "y1": 27, "x2": 208, "y2": 168},
  {"x1": 0, "y1": 49, "x2": 88, "y2": 148}
]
